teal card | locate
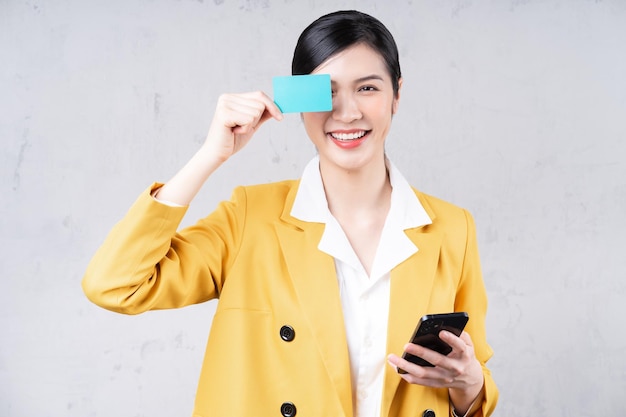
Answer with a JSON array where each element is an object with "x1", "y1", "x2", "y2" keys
[{"x1": 273, "y1": 74, "x2": 332, "y2": 113}]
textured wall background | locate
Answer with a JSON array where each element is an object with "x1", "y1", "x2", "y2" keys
[{"x1": 2, "y1": 0, "x2": 625, "y2": 416}]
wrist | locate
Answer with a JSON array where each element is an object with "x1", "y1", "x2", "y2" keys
[
  {"x1": 449, "y1": 377, "x2": 484, "y2": 417},
  {"x1": 197, "y1": 143, "x2": 229, "y2": 169}
]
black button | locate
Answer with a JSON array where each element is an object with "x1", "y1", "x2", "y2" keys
[
  {"x1": 280, "y1": 402, "x2": 297, "y2": 417},
  {"x1": 422, "y1": 410, "x2": 435, "y2": 417},
  {"x1": 280, "y1": 325, "x2": 295, "y2": 342}
]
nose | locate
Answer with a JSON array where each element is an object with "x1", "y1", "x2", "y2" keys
[{"x1": 332, "y1": 91, "x2": 361, "y2": 123}]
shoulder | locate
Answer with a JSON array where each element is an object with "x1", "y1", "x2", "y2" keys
[
  {"x1": 226, "y1": 180, "x2": 300, "y2": 217},
  {"x1": 414, "y1": 189, "x2": 465, "y2": 214},
  {"x1": 233, "y1": 180, "x2": 299, "y2": 203},
  {"x1": 412, "y1": 188, "x2": 476, "y2": 231}
]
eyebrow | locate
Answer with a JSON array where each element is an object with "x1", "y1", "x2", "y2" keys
[{"x1": 330, "y1": 74, "x2": 385, "y2": 85}]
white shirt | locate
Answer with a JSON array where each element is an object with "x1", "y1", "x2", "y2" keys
[{"x1": 291, "y1": 157, "x2": 432, "y2": 417}]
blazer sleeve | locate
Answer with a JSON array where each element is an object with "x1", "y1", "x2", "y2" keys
[
  {"x1": 453, "y1": 209, "x2": 499, "y2": 417},
  {"x1": 82, "y1": 183, "x2": 246, "y2": 315}
]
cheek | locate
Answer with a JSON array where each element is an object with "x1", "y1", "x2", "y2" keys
[
  {"x1": 302, "y1": 114, "x2": 327, "y2": 131},
  {"x1": 302, "y1": 114, "x2": 329, "y2": 141},
  {"x1": 365, "y1": 100, "x2": 394, "y2": 122}
]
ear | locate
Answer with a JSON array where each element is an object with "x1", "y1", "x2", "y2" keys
[{"x1": 392, "y1": 77, "x2": 403, "y2": 115}]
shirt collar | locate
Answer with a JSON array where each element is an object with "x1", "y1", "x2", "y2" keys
[
  {"x1": 290, "y1": 156, "x2": 330, "y2": 224},
  {"x1": 291, "y1": 156, "x2": 432, "y2": 230}
]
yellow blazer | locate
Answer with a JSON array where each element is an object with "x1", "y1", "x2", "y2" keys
[{"x1": 83, "y1": 181, "x2": 498, "y2": 417}]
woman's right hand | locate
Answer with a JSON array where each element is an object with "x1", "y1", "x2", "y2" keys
[
  {"x1": 154, "y1": 91, "x2": 283, "y2": 206},
  {"x1": 203, "y1": 91, "x2": 284, "y2": 164}
]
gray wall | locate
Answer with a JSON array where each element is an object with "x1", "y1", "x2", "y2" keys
[{"x1": 2, "y1": 0, "x2": 625, "y2": 416}]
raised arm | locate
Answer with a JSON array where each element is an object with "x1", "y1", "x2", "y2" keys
[
  {"x1": 82, "y1": 91, "x2": 283, "y2": 314},
  {"x1": 155, "y1": 91, "x2": 283, "y2": 205}
]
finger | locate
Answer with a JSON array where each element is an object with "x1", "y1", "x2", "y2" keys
[
  {"x1": 386, "y1": 353, "x2": 429, "y2": 378},
  {"x1": 249, "y1": 91, "x2": 284, "y2": 121},
  {"x1": 235, "y1": 91, "x2": 284, "y2": 122},
  {"x1": 438, "y1": 330, "x2": 467, "y2": 352},
  {"x1": 459, "y1": 331, "x2": 475, "y2": 346},
  {"x1": 395, "y1": 345, "x2": 454, "y2": 379},
  {"x1": 223, "y1": 96, "x2": 283, "y2": 135},
  {"x1": 387, "y1": 354, "x2": 453, "y2": 388},
  {"x1": 220, "y1": 97, "x2": 266, "y2": 126},
  {"x1": 402, "y1": 343, "x2": 448, "y2": 368}
]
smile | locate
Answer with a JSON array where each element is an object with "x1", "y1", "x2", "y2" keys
[
  {"x1": 328, "y1": 130, "x2": 369, "y2": 141},
  {"x1": 327, "y1": 130, "x2": 370, "y2": 149}
]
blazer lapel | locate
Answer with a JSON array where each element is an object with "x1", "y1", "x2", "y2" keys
[
  {"x1": 382, "y1": 225, "x2": 444, "y2": 416},
  {"x1": 275, "y1": 185, "x2": 352, "y2": 417}
]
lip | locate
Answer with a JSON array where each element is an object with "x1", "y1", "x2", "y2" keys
[{"x1": 327, "y1": 129, "x2": 371, "y2": 149}]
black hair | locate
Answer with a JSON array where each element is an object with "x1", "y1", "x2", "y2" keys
[{"x1": 291, "y1": 10, "x2": 401, "y2": 96}]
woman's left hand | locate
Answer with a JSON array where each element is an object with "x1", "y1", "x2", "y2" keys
[{"x1": 387, "y1": 331, "x2": 484, "y2": 412}]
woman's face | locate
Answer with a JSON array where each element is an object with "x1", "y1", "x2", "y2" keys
[{"x1": 302, "y1": 43, "x2": 401, "y2": 174}]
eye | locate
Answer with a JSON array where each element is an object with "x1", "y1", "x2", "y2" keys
[{"x1": 359, "y1": 85, "x2": 378, "y2": 92}]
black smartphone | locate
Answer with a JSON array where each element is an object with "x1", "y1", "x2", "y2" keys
[{"x1": 398, "y1": 312, "x2": 469, "y2": 374}]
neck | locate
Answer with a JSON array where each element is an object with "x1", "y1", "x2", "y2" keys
[{"x1": 319, "y1": 157, "x2": 392, "y2": 216}]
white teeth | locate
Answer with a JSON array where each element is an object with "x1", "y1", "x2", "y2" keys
[{"x1": 330, "y1": 131, "x2": 367, "y2": 141}]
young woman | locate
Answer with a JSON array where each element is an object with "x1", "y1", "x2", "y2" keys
[{"x1": 83, "y1": 10, "x2": 498, "y2": 417}]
